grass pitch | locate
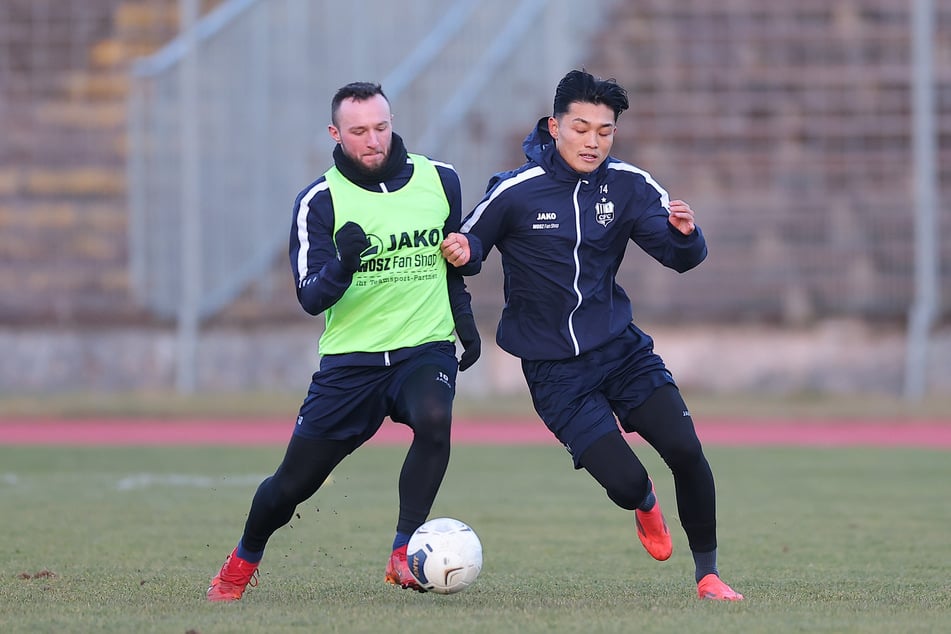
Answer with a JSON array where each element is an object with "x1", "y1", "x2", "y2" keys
[{"x1": 1, "y1": 443, "x2": 949, "y2": 633}]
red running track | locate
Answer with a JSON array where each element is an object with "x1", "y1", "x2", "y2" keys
[{"x1": 1, "y1": 418, "x2": 950, "y2": 448}]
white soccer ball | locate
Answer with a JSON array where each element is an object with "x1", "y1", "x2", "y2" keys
[{"x1": 406, "y1": 517, "x2": 483, "y2": 594}]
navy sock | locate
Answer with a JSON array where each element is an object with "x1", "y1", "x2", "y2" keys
[
  {"x1": 392, "y1": 532, "x2": 412, "y2": 551},
  {"x1": 692, "y1": 548, "x2": 718, "y2": 583},
  {"x1": 637, "y1": 487, "x2": 656, "y2": 512},
  {"x1": 236, "y1": 540, "x2": 264, "y2": 564}
]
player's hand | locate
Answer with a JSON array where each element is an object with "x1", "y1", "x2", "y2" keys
[
  {"x1": 335, "y1": 221, "x2": 368, "y2": 273},
  {"x1": 668, "y1": 199, "x2": 696, "y2": 236},
  {"x1": 441, "y1": 232, "x2": 471, "y2": 267},
  {"x1": 454, "y1": 313, "x2": 481, "y2": 372}
]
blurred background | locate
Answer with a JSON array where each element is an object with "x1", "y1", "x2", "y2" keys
[{"x1": 0, "y1": 0, "x2": 948, "y2": 406}]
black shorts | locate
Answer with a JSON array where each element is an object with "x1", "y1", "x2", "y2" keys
[
  {"x1": 293, "y1": 341, "x2": 457, "y2": 445},
  {"x1": 521, "y1": 323, "x2": 675, "y2": 467}
]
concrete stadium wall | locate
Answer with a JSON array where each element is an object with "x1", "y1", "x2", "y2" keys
[{"x1": 3, "y1": 321, "x2": 949, "y2": 396}]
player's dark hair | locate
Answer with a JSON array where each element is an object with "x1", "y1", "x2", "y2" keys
[
  {"x1": 331, "y1": 82, "x2": 388, "y2": 126},
  {"x1": 552, "y1": 69, "x2": 629, "y2": 121}
]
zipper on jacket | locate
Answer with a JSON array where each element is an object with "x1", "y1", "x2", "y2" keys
[{"x1": 566, "y1": 179, "x2": 585, "y2": 356}]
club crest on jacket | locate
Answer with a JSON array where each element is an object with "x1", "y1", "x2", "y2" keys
[{"x1": 595, "y1": 199, "x2": 615, "y2": 226}]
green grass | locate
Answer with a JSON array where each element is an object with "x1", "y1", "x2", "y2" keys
[{"x1": 1, "y1": 444, "x2": 949, "y2": 633}]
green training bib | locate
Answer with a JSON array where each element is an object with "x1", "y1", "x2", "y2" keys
[{"x1": 320, "y1": 154, "x2": 455, "y2": 354}]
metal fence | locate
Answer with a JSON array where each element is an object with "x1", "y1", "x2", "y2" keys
[
  {"x1": 125, "y1": 0, "x2": 608, "y2": 389},
  {"x1": 127, "y1": 0, "x2": 606, "y2": 320}
]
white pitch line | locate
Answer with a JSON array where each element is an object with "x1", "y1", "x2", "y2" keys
[
  {"x1": 116, "y1": 473, "x2": 267, "y2": 491},
  {"x1": 115, "y1": 473, "x2": 335, "y2": 491}
]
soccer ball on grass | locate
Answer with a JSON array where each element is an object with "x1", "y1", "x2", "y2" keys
[{"x1": 406, "y1": 517, "x2": 482, "y2": 594}]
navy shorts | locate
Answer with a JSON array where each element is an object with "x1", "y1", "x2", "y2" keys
[
  {"x1": 520, "y1": 323, "x2": 676, "y2": 468},
  {"x1": 293, "y1": 342, "x2": 457, "y2": 445}
]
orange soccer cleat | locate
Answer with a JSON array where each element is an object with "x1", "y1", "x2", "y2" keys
[
  {"x1": 206, "y1": 548, "x2": 260, "y2": 602},
  {"x1": 697, "y1": 573, "x2": 744, "y2": 601},
  {"x1": 384, "y1": 544, "x2": 426, "y2": 592},
  {"x1": 634, "y1": 486, "x2": 673, "y2": 561}
]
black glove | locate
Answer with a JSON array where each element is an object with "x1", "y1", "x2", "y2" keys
[
  {"x1": 454, "y1": 313, "x2": 481, "y2": 372},
  {"x1": 335, "y1": 221, "x2": 368, "y2": 273}
]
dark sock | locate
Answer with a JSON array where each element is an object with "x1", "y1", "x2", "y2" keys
[
  {"x1": 392, "y1": 532, "x2": 412, "y2": 550},
  {"x1": 692, "y1": 548, "x2": 718, "y2": 582},
  {"x1": 637, "y1": 483, "x2": 656, "y2": 512},
  {"x1": 236, "y1": 540, "x2": 264, "y2": 564}
]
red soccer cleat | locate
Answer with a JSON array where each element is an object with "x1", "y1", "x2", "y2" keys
[
  {"x1": 207, "y1": 548, "x2": 260, "y2": 602},
  {"x1": 697, "y1": 573, "x2": 744, "y2": 601},
  {"x1": 634, "y1": 485, "x2": 673, "y2": 561},
  {"x1": 384, "y1": 544, "x2": 426, "y2": 592}
]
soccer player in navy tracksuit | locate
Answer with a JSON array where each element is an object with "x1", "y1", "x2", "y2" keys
[
  {"x1": 440, "y1": 69, "x2": 743, "y2": 600},
  {"x1": 206, "y1": 82, "x2": 481, "y2": 601}
]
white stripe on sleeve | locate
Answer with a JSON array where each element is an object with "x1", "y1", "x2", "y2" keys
[
  {"x1": 295, "y1": 180, "x2": 330, "y2": 284},
  {"x1": 609, "y1": 161, "x2": 671, "y2": 211},
  {"x1": 461, "y1": 166, "x2": 545, "y2": 232}
]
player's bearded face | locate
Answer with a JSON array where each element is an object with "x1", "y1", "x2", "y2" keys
[{"x1": 330, "y1": 94, "x2": 393, "y2": 176}]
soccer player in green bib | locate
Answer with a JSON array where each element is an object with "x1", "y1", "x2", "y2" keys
[{"x1": 207, "y1": 82, "x2": 481, "y2": 601}]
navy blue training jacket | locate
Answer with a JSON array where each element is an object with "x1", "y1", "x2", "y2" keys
[{"x1": 460, "y1": 118, "x2": 707, "y2": 361}]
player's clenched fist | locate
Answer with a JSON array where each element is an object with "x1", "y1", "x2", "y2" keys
[
  {"x1": 335, "y1": 221, "x2": 368, "y2": 273},
  {"x1": 441, "y1": 232, "x2": 471, "y2": 267}
]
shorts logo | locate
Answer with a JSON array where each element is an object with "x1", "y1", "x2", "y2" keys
[
  {"x1": 296, "y1": 415, "x2": 304, "y2": 425},
  {"x1": 595, "y1": 198, "x2": 614, "y2": 227},
  {"x1": 436, "y1": 371, "x2": 451, "y2": 388}
]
